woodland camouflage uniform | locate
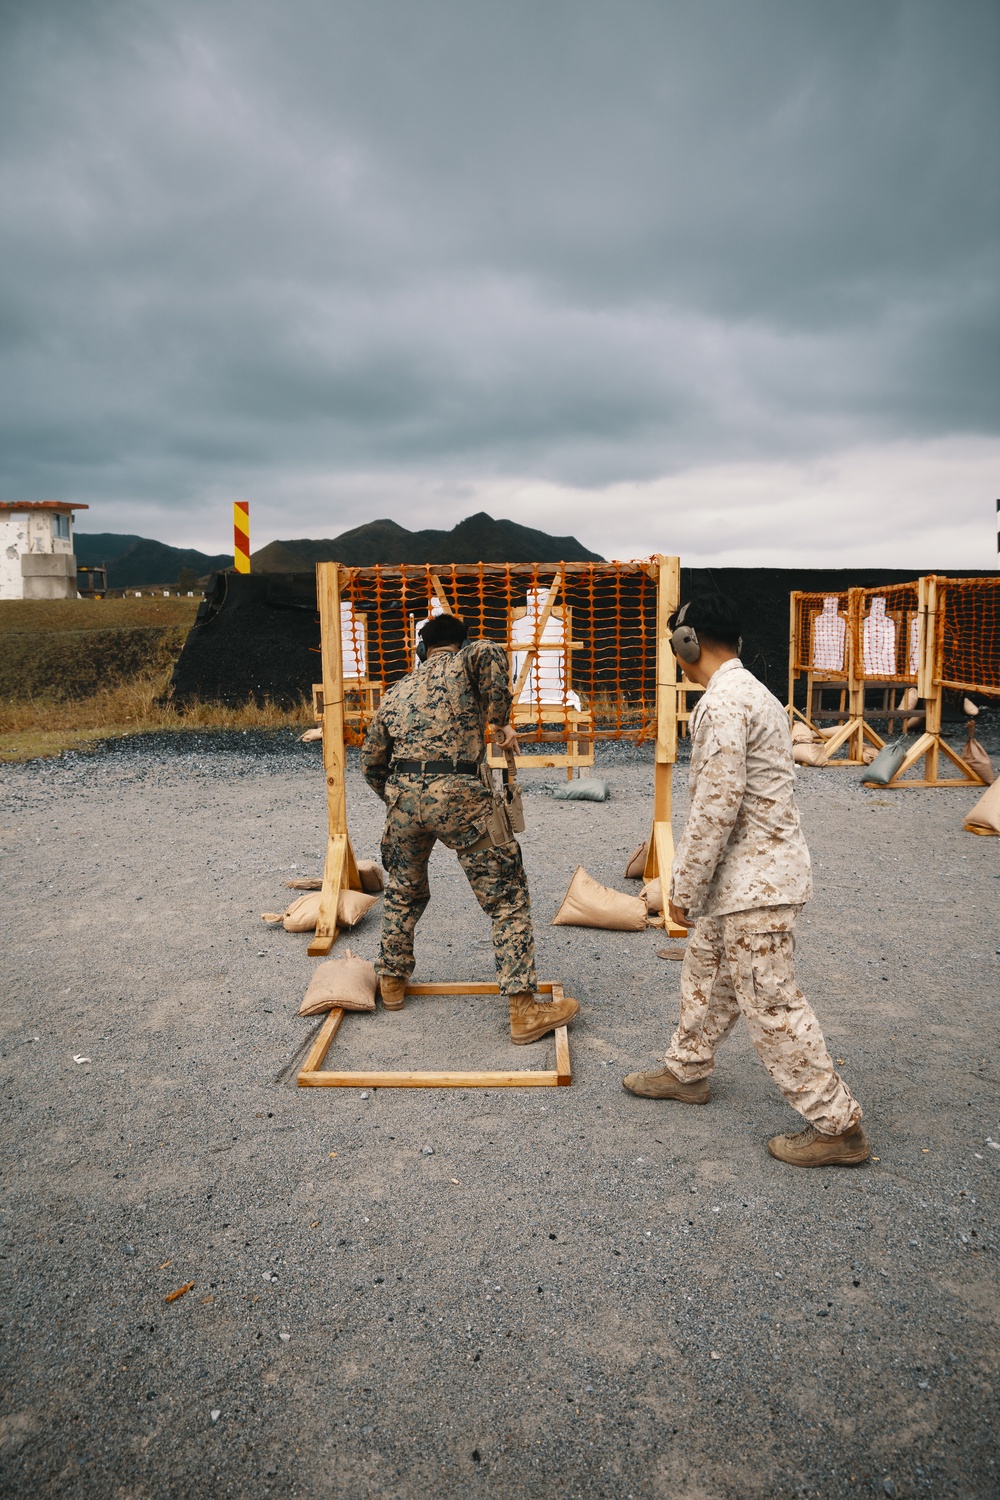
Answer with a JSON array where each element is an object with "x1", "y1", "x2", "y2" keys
[
  {"x1": 666, "y1": 659, "x2": 861, "y2": 1135},
  {"x1": 361, "y1": 639, "x2": 537, "y2": 996}
]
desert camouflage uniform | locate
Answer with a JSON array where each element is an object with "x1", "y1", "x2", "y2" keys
[
  {"x1": 666, "y1": 659, "x2": 861, "y2": 1134},
  {"x1": 361, "y1": 640, "x2": 537, "y2": 995}
]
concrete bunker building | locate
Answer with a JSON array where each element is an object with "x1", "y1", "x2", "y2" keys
[{"x1": 0, "y1": 501, "x2": 88, "y2": 599}]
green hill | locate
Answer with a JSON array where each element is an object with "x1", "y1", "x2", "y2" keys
[
  {"x1": 250, "y1": 512, "x2": 604, "y2": 570},
  {"x1": 74, "y1": 533, "x2": 231, "y2": 586}
]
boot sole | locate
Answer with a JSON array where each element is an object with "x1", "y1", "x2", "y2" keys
[
  {"x1": 767, "y1": 1142, "x2": 871, "y2": 1166},
  {"x1": 622, "y1": 1084, "x2": 711, "y2": 1103}
]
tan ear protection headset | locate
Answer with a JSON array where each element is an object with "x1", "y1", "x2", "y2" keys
[
  {"x1": 669, "y1": 602, "x2": 702, "y2": 664},
  {"x1": 669, "y1": 602, "x2": 743, "y2": 664}
]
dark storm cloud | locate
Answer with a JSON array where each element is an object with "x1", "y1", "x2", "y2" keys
[{"x1": 0, "y1": 0, "x2": 996, "y2": 557}]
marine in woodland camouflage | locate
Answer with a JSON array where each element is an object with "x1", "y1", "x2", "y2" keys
[
  {"x1": 361, "y1": 639, "x2": 513, "y2": 797},
  {"x1": 362, "y1": 640, "x2": 537, "y2": 995},
  {"x1": 670, "y1": 658, "x2": 813, "y2": 918},
  {"x1": 664, "y1": 906, "x2": 861, "y2": 1135}
]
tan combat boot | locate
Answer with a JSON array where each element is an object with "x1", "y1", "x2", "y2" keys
[
  {"x1": 379, "y1": 976, "x2": 408, "y2": 1011},
  {"x1": 767, "y1": 1121, "x2": 870, "y2": 1167},
  {"x1": 622, "y1": 1065, "x2": 711, "y2": 1103},
  {"x1": 508, "y1": 990, "x2": 580, "y2": 1044}
]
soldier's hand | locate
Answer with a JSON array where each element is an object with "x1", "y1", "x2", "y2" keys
[
  {"x1": 668, "y1": 900, "x2": 692, "y2": 930},
  {"x1": 493, "y1": 723, "x2": 520, "y2": 753}
]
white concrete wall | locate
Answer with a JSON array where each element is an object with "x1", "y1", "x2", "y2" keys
[
  {"x1": 0, "y1": 510, "x2": 77, "y2": 599},
  {"x1": 0, "y1": 515, "x2": 30, "y2": 599}
]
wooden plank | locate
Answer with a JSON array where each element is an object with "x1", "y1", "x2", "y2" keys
[
  {"x1": 317, "y1": 562, "x2": 349, "y2": 838},
  {"x1": 342, "y1": 562, "x2": 645, "y2": 580},
  {"x1": 308, "y1": 833, "x2": 347, "y2": 956},
  {"x1": 298, "y1": 1007, "x2": 345, "y2": 1078},
  {"x1": 428, "y1": 572, "x2": 455, "y2": 615},
  {"x1": 403, "y1": 982, "x2": 555, "y2": 995},
  {"x1": 553, "y1": 1025, "x2": 571, "y2": 1085},
  {"x1": 299, "y1": 1069, "x2": 561, "y2": 1088}
]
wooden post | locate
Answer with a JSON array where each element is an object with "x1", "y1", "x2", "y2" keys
[
  {"x1": 883, "y1": 574, "x2": 985, "y2": 788},
  {"x1": 787, "y1": 592, "x2": 798, "y2": 721},
  {"x1": 642, "y1": 555, "x2": 686, "y2": 937},
  {"x1": 309, "y1": 562, "x2": 362, "y2": 956}
]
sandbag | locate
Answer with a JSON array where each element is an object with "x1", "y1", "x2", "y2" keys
[
  {"x1": 551, "y1": 866, "x2": 647, "y2": 931},
  {"x1": 861, "y1": 738, "x2": 907, "y2": 786},
  {"x1": 641, "y1": 877, "x2": 663, "y2": 914},
  {"x1": 299, "y1": 727, "x2": 323, "y2": 743},
  {"x1": 961, "y1": 728, "x2": 995, "y2": 786},
  {"x1": 357, "y1": 859, "x2": 385, "y2": 893},
  {"x1": 791, "y1": 722, "x2": 820, "y2": 744},
  {"x1": 964, "y1": 776, "x2": 1000, "y2": 836},
  {"x1": 551, "y1": 779, "x2": 609, "y2": 802},
  {"x1": 623, "y1": 841, "x2": 648, "y2": 879},
  {"x1": 298, "y1": 949, "x2": 377, "y2": 1015},
  {"x1": 793, "y1": 742, "x2": 827, "y2": 766},
  {"x1": 268, "y1": 891, "x2": 321, "y2": 931},
  {"x1": 262, "y1": 888, "x2": 379, "y2": 933},
  {"x1": 337, "y1": 890, "x2": 379, "y2": 927}
]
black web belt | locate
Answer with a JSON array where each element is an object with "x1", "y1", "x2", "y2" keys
[{"x1": 391, "y1": 759, "x2": 480, "y2": 776}]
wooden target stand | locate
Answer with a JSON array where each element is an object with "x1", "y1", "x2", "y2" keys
[
  {"x1": 300, "y1": 561, "x2": 581, "y2": 1089},
  {"x1": 787, "y1": 577, "x2": 987, "y2": 789}
]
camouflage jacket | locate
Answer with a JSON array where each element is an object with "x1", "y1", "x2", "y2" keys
[
  {"x1": 671, "y1": 659, "x2": 813, "y2": 918},
  {"x1": 361, "y1": 640, "x2": 512, "y2": 800}
]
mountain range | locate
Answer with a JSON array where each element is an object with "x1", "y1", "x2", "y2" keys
[
  {"x1": 74, "y1": 534, "x2": 232, "y2": 588},
  {"x1": 75, "y1": 513, "x2": 603, "y2": 585},
  {"x1": 250, "y1": 513, "x2": 603, "y2": 570}
]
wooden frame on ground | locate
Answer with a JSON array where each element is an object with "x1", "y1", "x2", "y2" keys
[{"x1": 296, "y1": 982, "x2": 572, "y2": 1088}]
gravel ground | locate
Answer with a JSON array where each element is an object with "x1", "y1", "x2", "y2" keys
[{"x1": 2, "y1": 728, "x2": 998, "y2": 1499}]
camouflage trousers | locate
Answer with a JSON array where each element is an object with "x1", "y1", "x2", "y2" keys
[
  {"x1": 378, "y1": 773, "x2": 537, "y2": 996},
  {"x1": 665, "y1": 905, "x2": 862, "y2": 1135}
]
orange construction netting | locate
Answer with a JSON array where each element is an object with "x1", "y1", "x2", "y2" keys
[
  {"x1": 335, "y1": 561, "x2": 661, "y2": 747},
  {"x1": 934, "y1": 576, "x2": 1000, "y2": 699}
]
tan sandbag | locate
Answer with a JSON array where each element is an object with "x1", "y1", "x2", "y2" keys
[
  {"x1": 281, "y1": 891, "x2": 322, "y2": 931},
  {"x1": 964, "y1": 775, "x2": 1000, "y2": 835},
  {"x1": 299, "y1": 726, "x2": 323, "y2": 743},
  {"x1": 793, "y1": 742, "x2": 826, "y2": 766},
  {"x1": 298, "y1": 949, "x2": 377, "y2": 1015},
  {"x1": 264, "y1": 888, "x2": 379, "y2": 933},
  {"x1": 641, "y1": 877, "x2": 663, "y2": 914},
  {"x1": 551, "y1": 866, "x2": 647, "y2": 931},
  {"x1": 961, "y1": 730, "x2": 995, "y2": 786},
  {"x1": 861, "y1": 744, "x2": 877, "y2": 765},
  {"x1": 357, "y1": 859, "x2": 385, "y2": 893},
  {"x1": 791, "y1": 722, "x2": 820, "y2": 744},
  {"x1": 623, "y1": 841, "x2": 648, "y2": 879},
  {"x1": 338, "y1": 889, "x2": 379, "y2": 927},
  {"x1": 816, "y1": 725, "x2": 844, "y2": 740}
]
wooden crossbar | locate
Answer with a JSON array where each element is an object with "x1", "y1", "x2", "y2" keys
[{"x1": 296, "y1": 982, "x2": 573, "y2": 1089}]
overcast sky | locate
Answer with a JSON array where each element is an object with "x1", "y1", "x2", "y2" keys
[{"x1": 1, "y1": 0, "x2": 997, "y2": 565}]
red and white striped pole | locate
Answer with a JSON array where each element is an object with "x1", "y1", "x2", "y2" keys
[{"x1": 233, "y1": 502, "x2": 250, "y2": 573}]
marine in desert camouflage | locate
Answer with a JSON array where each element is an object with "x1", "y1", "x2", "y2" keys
[{"x1": 624, "y1": 594, "x2": 868, "y2": 1167}]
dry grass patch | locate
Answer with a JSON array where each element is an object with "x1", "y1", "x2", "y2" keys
[{"x1": 0, "y1": 669, "x2": 311, "y2": 763}]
